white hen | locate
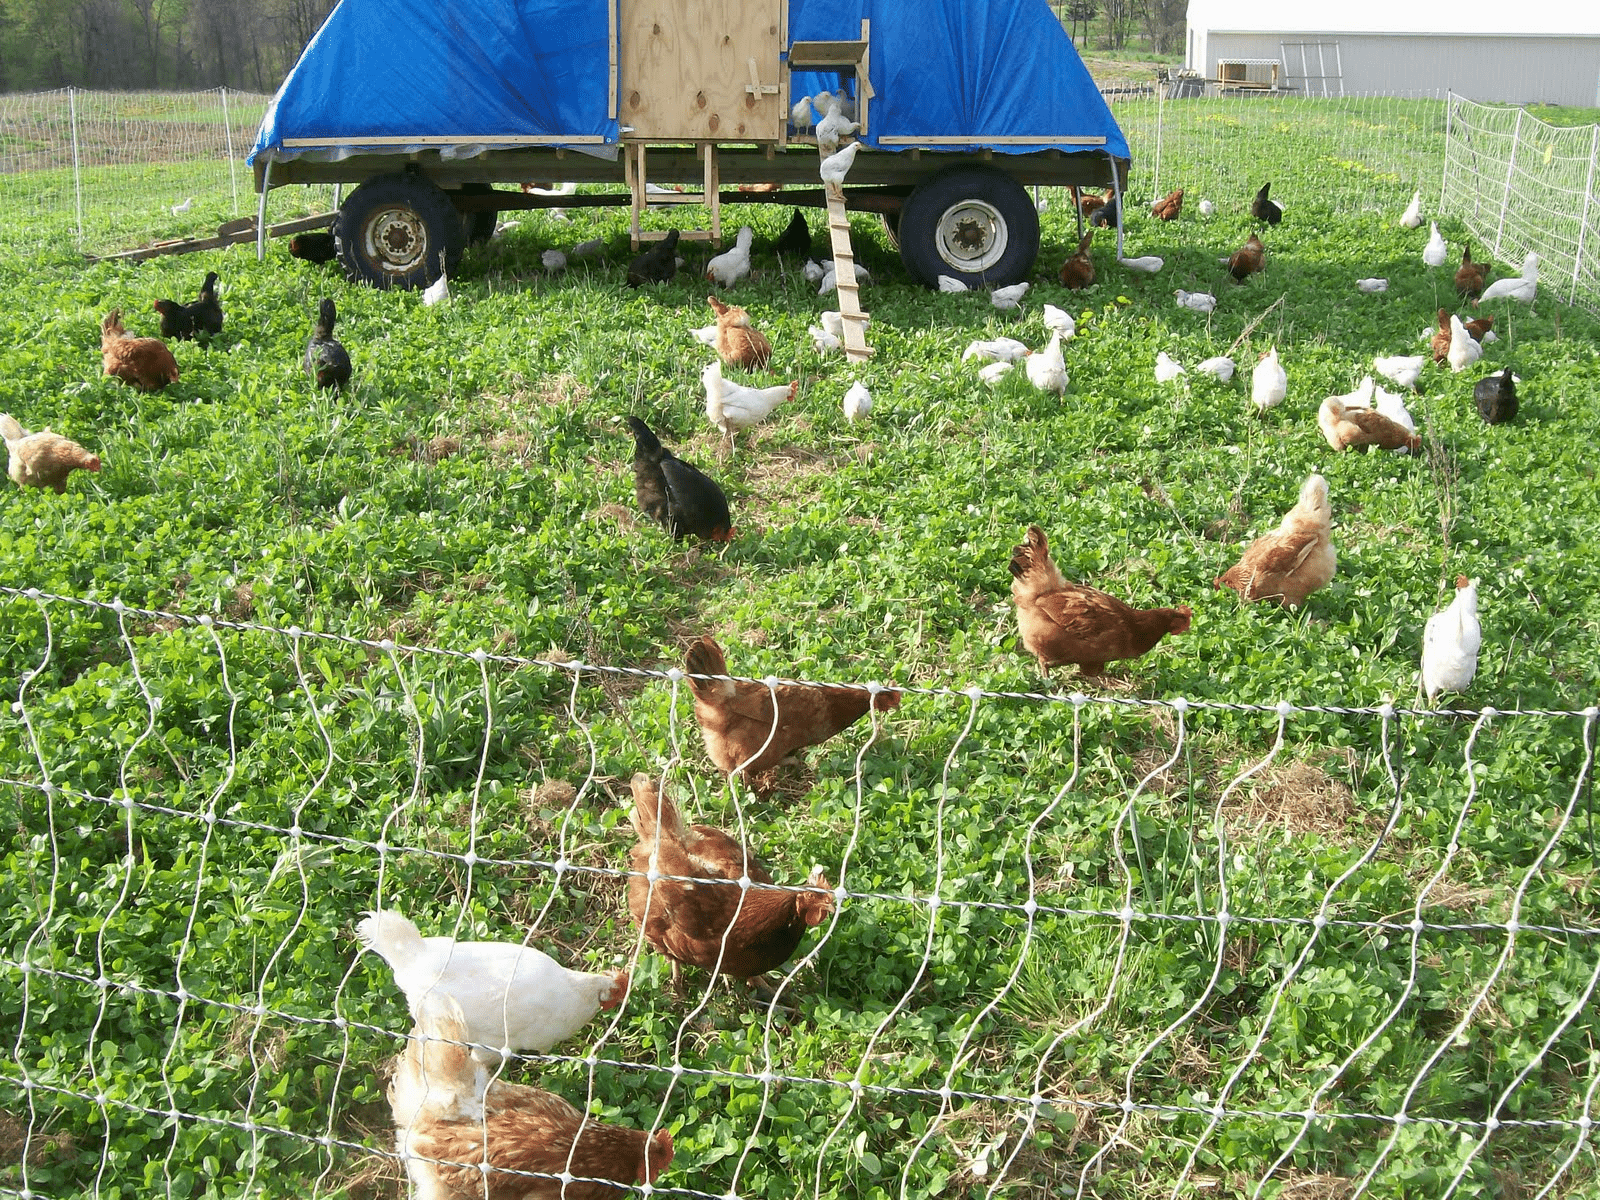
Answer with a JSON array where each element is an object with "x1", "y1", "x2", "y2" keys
[
  {"x1": 802, "y1": 259, "x2": 827, "y2": 284},
  {"x1": 819, "y1": 141, "x2": 861, "y2": 187},
  {"x1": 356, "y1": 910, "x2": 626, "y2": 1063},
  {"x1": 1041, "y1": 304, "x2": 1076, "y2": 339},
  {"x1": 1154, "y1": 351, "x2": 1186, "y2": 383},
  {"x1": 1399, "y1": 190, "x2": 1423, "y2": 228},
  {"x1": 809, "y1": 324, "x2": 842, "y2": 354},
  {"x1": 1118, "y1": 255, "x2": 1165, "y2": 273},
  {"x1": 962, "y1": 337, "x2": 1029, "y2": 364},
  {"x1": 1422, "y1": 222, "x2": 1448, "y2": 268},
  {"x1": 542, "y1": 249, "x2": 568, "y2": 273},
  {"x1": 1422, "y1": 577, "x2": 1481, "y2": 703},
  {"x1": 422, "y1": 251, "x2": 449, "y2": 307},
  {"x1": 978, "y1": 361, "x2": 1013, "y2": 385},
  {"x1": 1198, "y1": 199, "x2": 1215, "y2": 217},
  {"x1": 814, "y1": 93, "x2": 860, "y2": 152},
  {"x1": 572, "y1": 237, "x2": 604, "y2": 257},
  {"x1": 1252, "y1": 348, "x2": 1287, "y2": 413},
  {"x1": 1175, "y1": 289, "x2": 1216, "y2": 313},
  {"x1": 1447, "y1": 313, "x2": 1483, "y2": 372},
  {"x1": 1478, "y1": 251, "x2": 1539, "y2": 304},
  {"x1": 1374, "y1": 354, "x2": 1426, "y2": 390},
  {"x1": 705, "y1": 226, "x2": 755, "y2": 288},
  {"x1": 842, "y1": 380, "x2": 873, "y2": 422},
  {"x1": 1196, "y1": 356, "x2": 1235, "y2": 382},
  {"x1": 1025, "y1": 332, "x2": 1067, "y2": 394},
  {"x1": 991, "y1": 282, "x2": 1030, "y2": 311},
  {"x1": 938, "y1": 275, "x2": 970, "y2": 293},
  {"x1": 791, "y1": 93, "x2": 817, "y2": 130},
  {"x1": 690, "y1": 324, "x2": 719, "y2": 347},
  {"x1": 703, "y1": 360, "x2": 797, "y2": 441},
  {"x1": 1356, "y1": 278, "x2": 1389, "y2": 293},
  {"x1": 819, "y1": 309, "x2": 868, "y2": 339}
]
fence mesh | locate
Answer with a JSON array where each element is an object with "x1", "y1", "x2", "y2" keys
[
  {"x1": 2, "y1": 586, "x2": 1597, "y2": 1199},
  {"x1": 1440, "y1": 94, "x2": 1600, "y2": 319},
  {"x1": 0, "y1": 87, "x2": 337, "y2": 255}
]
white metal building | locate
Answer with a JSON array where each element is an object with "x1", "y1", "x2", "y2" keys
[{"x1": 1183, "y1": 0, "x2": 1600, "y2": 105}]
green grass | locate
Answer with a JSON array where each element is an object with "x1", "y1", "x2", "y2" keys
[{"x1": 1, "y1": 115, "x2": 1599, "y2": 1200}]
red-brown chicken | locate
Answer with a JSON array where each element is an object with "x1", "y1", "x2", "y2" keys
[
  {"x1": 1150, "y1": 188, "x2": 1184, "y2": 220},
  {"x1": 707, "y1": 295, "x2": 772, "y2": 370},
  {"x1": 1, "y1": 414, "x2": 101, "y2": 492},
  {"x1": 100, "y1": 309, "x2": 179, "y2": 392},
  {"x1": 1455, "y1": 242, "x2": 1487, "y2": 299},
  {"x1": 1058, "y1": 231, "x2": 1095, "y2": 290},
  {"x1": 627, "y1": 772, "x2": 833, "y2": 989},
  {"x1": 1009, "y1": 526, "x2": 1191, "y2": 676},
  {"x1": 1215, "y1": 474, "x2": 1336, "y2": 608},
  {"x1": 683, "y1": 635, "x2": 900, "y2": 784},
  {"x1": 1228, "y1": 234, "x2": 1266, "y2": 281},
  {"x1": 392, "y1": 992, "x2": 673, "y2": 1200}
]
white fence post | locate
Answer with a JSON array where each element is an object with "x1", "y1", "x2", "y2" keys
[
  {"x1": 1493, "y1": 106, "x2": 1523, "y2": 259},
  {"x1": 1151, "y1": 78, "x2": 1165, "y2": 203},
  {"x1": 1439, "y1": 91, "x2": 1454, "y2": 213},
  {"x1": 221, "y1": 86, "x2": 240, "y2": 217},
  {"x1": 1573, "y1": 124, "x2": 1599, "y2": 307},
  {"x1": 68, "y1": 87, "x2": 84, "y2": 248}
]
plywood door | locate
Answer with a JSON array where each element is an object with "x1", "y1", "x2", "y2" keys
[{"x1": 618, "y1": 0, "x2": 784, "y2": 141}]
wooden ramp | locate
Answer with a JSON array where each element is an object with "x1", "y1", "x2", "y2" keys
[{"x1": 822, "y1": 174, "x2": 872, "y2": 362}]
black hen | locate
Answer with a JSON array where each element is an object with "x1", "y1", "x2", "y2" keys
[
  {"x1": 189, "y1": 271, "x2": 223, "y2": 337},
  {"x1": 1251, "y1": 182, "x2": 1282, "y2": 225},
  {"x1": 1087, "y1": 196, "x2": 1120, "y2": 228},
  {"x1": 1474, "y1": 369, "x2": 1517, "y2": 425},
  {"x1": 627, "y1": 228, "x2": 681, "y2": 287},
  {"x1": 625, "y1": 417, "x2": 733, "y2": 542},
  {"x1": 304, "y1": 298, "x2": 352, "y2": 390},
  {"x1": 153, "y1": 298, "x2": 195, "y2": 340},
  {"x1": 289, "y1": 232, "x2": 338, "y2": 263},
  {"x1": 773, "y1": 209, "x2": 811, "y2": 258}
]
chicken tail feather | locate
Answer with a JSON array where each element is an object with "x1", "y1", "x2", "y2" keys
[
  {"x1": 624, "y1": 416, "x2": 664, "y2": 462},
  {"x1": 0, "y1": 413, "x2": 23, "y2": 444},
  {"x1": 628, "y1": 773, "x2": 685, "y2": 847}
]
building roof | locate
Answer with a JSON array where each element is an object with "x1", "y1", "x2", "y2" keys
[{"x1": 1186, "y1": 0, "x2": 1600, "y2": 37}]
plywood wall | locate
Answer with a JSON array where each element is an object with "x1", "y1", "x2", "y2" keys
[{"x1": 618, "y1": 0, "x2": 785, "y2": 140}]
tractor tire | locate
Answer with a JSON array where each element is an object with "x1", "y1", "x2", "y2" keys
[
  {"x1": 334, "y1": 173, "x2": 466, "y2": 290},
  {"x1": 897, "y1": 167, "x2": 1039, "y2": 289}
]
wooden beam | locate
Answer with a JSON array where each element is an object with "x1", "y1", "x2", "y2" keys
[{"x1": 85, "y1": 212, "x2": 336, "y2": 263}]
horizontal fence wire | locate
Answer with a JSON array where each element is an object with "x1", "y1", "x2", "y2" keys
[{"x1": 3, "y1": 585, "x2": 1599, "y2": 1199}]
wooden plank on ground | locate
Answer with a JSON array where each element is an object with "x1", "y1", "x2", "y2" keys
[{"x1": 86, "y1": 213, "x2": 336, "y2": 263}]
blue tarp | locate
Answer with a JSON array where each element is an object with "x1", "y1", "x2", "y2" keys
[
  {"x1": 789, "y1": 0, "x2": 1129, "y2": 159},
  {"x1": 250, "y1": 0, "x2": 616, "y2": 163},
  {"x1": 252, "y1": 0, "x2": 1126, "y2": 164}
]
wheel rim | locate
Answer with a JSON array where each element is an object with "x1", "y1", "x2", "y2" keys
[
  {"x1": 362, "y1": 205, "x2": 430, "y2": 275},
  {"x1": 934, "y1": 199, "x2": 1008, "y2": 273}
]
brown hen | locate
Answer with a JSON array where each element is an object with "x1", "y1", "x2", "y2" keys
[
  {"x1": 392, "y1": 993, "x2": 673, "y2": 1200},
  {"x1": 1, "y1": 415, "x2": 101, "y2": 492},
  {"x1": 1454, "y1": 242, "x2": 1487, "y2": 299},
  {"x1": 707, "y1": 295, "x2": 772, "y2": 370},
  {"x1": 1009, "y1": 526, "x2": 1190, "y2": 676},
  {"x1": 1150, "y1": 188, "x2": 1184, "y2": 220},
  {"x1": 1318, "y1": 396, "x2": 1421, "y2": 453},
  {"x1": 1058, "y1": 231, "x2": 1095, "y2": 289},
  {"x1": 100, "y1": 310, "x2": 179, "y2": 392},
  {"x1": 683, "y1": 635, "x2": 899, "y2": 784},
  {"x1": 1228, "y1": 234, "x2": 1265, "y2": 281},
  {"x1": 627, "y1": 772, "x2": 833, "y2": 989},
  {"x1": 1215, "y1": 474, "x2": 1336, "y2": 608}
]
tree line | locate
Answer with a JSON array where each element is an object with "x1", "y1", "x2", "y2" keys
[
  {"x1": 0, "y1": 0, "x2": 337, "y2": 93},
  {"x1": 1058, "y1": 0, "x2": 1185, "y2": 56}
]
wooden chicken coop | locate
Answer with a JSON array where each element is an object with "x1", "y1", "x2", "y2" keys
[{"x1": 250, "y1": 0, "x2": 1131, "y2": 304}]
